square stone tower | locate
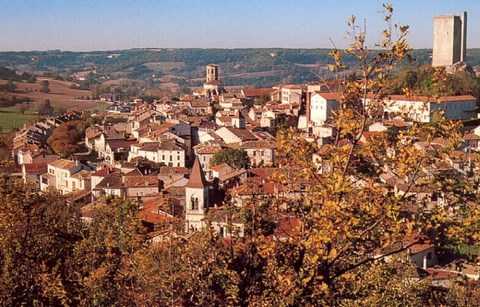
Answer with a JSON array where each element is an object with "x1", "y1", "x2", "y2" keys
[
  {"x1": 206, "y1": 63, "x2": 219, "y2": 82},
  {"x1": 432, "y1": 12, "x2": 467, "y2": 67}
]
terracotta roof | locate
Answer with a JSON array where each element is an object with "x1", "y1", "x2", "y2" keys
[
  {"x1": 226, "y1": 128, "x2": 258, "y2": 141},
  {"x1": 313, "y1": 91, "x2": 341, "y2": 100},
  {"x1": 158, "y1": 140, "x2": 183, "y2": 151},
  {"x1": 185, "y1": 156, "x2": 208, "y2": 188},
  {"x1": 23, "y1": 163, "x2": 47, "y2": 173},
  {"x1": 242, "y1": 87, "x2": 272, "y2": 98},
  {"x1": 210, "y1": 163, "x2": 230, "y2": 172},
  {"x1": 106, "y1": 139, "x2": 137, "y2": 150},
  {"x1": 275, "y1": 215, "x2": 301, "y2": 238},
  {"x1": 95, "y1": 172, "x2": 123, "y2": 189},
  {"x1": 464, "y1": 133, "x2": 480, "y2": 141},
  {"x1": 49, "y1": 159, "x2": 77, "y2": 170},
  {"x1": 140, "y1": 196, "x2": 176, "y2": 224},
  {"x1": 41, "y1": 172, "x2": 55, "y2": 180},
  {"x1": 92, "y1": 167, "x2": 120, "y2": 177},
  {"x1": 382, "y1": 94, "x2": 476, "y2": 103},
  {"x1": 124, "y1": 176, "x2": 158, "y2": 188},
  {"x1": 159, "y1": 166, "x2": 190, "y2": 176},
  {"x1": 194, "y1": 144, "x2": 222, "y2": 154},
  {"x1": 71, "y1": 170, "x2": 92, "y2": 180},
  {"x1": 191, "y1": 101, "x2": 210, "y2": 108},
  {"x1": 241, "y1": 140, "x2": 277, "y2": 149}
]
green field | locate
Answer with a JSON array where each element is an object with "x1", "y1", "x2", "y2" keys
[
  {"x1": 88, "y1": 101, "x2": 110, "y2": 112},
  {"x1": 0, "y1": 105, "x2": 37, "y2": 133}
]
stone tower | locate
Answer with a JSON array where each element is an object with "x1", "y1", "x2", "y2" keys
[
  {"x1": 432, "y1": 12, "x2": 467, "y2": 67},
  {"x1": 185, "y1": 155, "x2": 209, "y2": 231},
  {"x1": 206, "y1": 64, "x2": 219, "y2": 82}
]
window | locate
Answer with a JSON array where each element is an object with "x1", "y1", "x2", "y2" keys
[
  {"x1": 162, "y1": 155, "x2": 165, "y2": 160},
  {"x1": 177, "y1": 155, "x2": 180, "y2": 161},
  {"x1": 170, "y1": 155, "x2": 172, "y2": 161},
  {"x1": 220, "y1": 226, "x2": 227, "y2": 237},
  {"x1": 191, "y1": 196, "x2": 199, "y2": 210},
  {"x1": 427, "y1": 252, "x2": 432, "y2": 260}
]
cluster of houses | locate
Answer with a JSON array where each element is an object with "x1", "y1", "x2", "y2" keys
[{"x1": 12, "y1": 63, "x2": 480, "y2": 282}]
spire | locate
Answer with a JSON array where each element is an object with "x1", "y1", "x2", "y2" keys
[{"x1": 186, "y1": 155, "x2": 208, "y2": 188}]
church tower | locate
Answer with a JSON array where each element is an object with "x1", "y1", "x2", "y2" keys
[
  {"x1": 185, "y1": 155, "x2": 209, "y2": 231},
  {"x1": 206, "y1": 64, "x2": 219, "y2": 82}
]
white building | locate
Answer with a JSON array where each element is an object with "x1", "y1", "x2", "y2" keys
[
  {"x1": 40, "y1": 159, "x2": 91, "y2": 194},
  {"x1": 380, "y1": 95, "x2": 476, "y2": 123},
  {"x1": 309, "y1": 92, "x2": 341, "y2": 126},
  {"x1": 128, "y1": 141, "x2": 186, "y2": 167}
]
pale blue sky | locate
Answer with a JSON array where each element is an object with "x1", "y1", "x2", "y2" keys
[{"x1": 0, "y1": 0, "x2": 478, "y2": 51}]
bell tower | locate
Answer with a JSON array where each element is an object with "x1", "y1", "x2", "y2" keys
[
  {"x1": 185, "y1": 155, "x2": 209, "y2": 231},
  {"x1": 206, "y1": 64, "x2": 219, "y2": 82}
]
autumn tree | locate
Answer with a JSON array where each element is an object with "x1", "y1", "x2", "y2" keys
[
  {"x1": 0, "y1": 179, "x2": 82, "y2": 305},
  {"x1": 72, "y1": 197, "x2": 148, "y2": 306},
  {"x1": 210, "y1": 148, "x2": 249, "y2": 169},
  {"x1": 166, "y1": 4, "x2": 480, "y2": 305},
  {"x1": 47, "y1": 119, "x2": 86, "y2": 157}
]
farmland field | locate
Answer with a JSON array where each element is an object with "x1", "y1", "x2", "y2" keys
[
  {"x1": 0, "y1": 78, "x2": 103, "y2": 110},
  {"x1": 0, "y1": 105, "x2": 37, "y2": 132}
]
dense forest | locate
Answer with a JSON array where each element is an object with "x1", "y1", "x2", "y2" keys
[{"x1": 1, "y1": 48, "x2": 479, "y2": 87}]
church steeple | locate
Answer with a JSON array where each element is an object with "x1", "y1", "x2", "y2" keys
[
  {"x1": 185, "y1": 155, "x2": 209, "y2": 231},
  {"x1": 186, "y1": 155, "x2": 208, "y2": 189}
]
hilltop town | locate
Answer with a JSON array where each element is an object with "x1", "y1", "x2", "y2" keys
[
  {"x1": 9, "y1": 56, "x2": 480, "y2": 273},
  {"x1": 1, "y1": 6, "x2": 480, "y2": 305}
]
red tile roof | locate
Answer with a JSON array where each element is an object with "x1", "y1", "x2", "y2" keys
[
  {"x1": 92, "y1": 167, "x2": 120, "y2": 177},
  {"x1": 313, "y1": 91, "x2": 342, "y2": 100},
  {"x1": 23, "y1": 163, "x2": 47, "y2": 173}
]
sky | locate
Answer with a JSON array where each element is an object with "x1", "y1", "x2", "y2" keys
[{"x1": 0, "y1": 0, "x2": 479, "y2": 51}]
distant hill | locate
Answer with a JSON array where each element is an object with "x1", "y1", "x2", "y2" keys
[
  {"x1": 1, "y1": 49, "x2": 479, "y2": 88},
  {"x1": 0, "y1": 66, "x2": 33, "y2": 82}
]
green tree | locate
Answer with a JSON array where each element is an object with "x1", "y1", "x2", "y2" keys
[
  {"x1": 38, "y1": 99, "x2": 54, "y2": 116},
  {"x1": 27, "y1": 74, "x2": 37, "y2": 83},
  {"x1": 210, "y1": 148, "x2": 249, "y2": 169},
  {"x1": 39, "y1": 80, "x2": 51, "y2": 93},
  {"x1": 0, "y1": 79, "x2": 16, "y2": 92}
]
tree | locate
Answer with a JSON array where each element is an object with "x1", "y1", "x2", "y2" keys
[
  {"x1": 15, "y1": 102, "x2": 28, "y2": 114},
  {"x1": 39, "y1": 80, "x2": 51, "y2": 93},
  {"x1": 38, "y1": 99, "x2": 54, "y2": 116},
  {"x1": 47, "y1": 120, "x2": 86, "y2": 157},
  {"x1": 168, "y1": 5, "x2": 480, "y2": 305},
  {"x1": 73, "y1": 197, "x2": 148, "y2": 306},
  {"x1": 210, "y1": 148, "x2": 249, "y2": 169},
  {"x1": 0, "y1": 179, "x2": 82, "y2": 305},
  {"x1": 0, "y1": 79, "x2": 16, "y2": 92},
  {"x1": 27, "y1": 75, "x2": 37, "y2": 83}
]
